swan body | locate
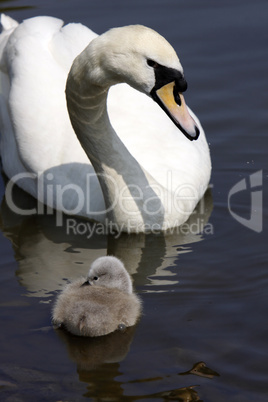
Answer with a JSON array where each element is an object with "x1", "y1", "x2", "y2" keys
[
  {"x1": 0, "y1": 15, "x2": 211, "y2": 232},
  {"x1": 52, "y1": 256, "x2": 141, "y2": 337}
]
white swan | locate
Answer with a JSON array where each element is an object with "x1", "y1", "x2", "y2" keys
[
  {"x1": 52, "y1": 256, "x2": 141, "y2": 337},
  {"x1": 0, "y1": 15, "x2": 211, "y2": 232}
]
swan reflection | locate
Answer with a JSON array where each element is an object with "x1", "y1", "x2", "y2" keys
[{"x1": 0, "y1": 180, "x2": 213, "y2": 299}]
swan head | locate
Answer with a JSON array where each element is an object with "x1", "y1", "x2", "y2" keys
[
  {"x1": 82, "y1": 256, "x2": 133, "y2": 294},
  {"x1": 81, "y1": 25, "x2": 199, "y2": 140}
]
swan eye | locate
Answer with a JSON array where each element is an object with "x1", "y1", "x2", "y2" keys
[
  {"x1": 93, "y1": 276, "x2": 98, "y2": 281},
  {"x1": 147, "y1": 59, "x2": 158, "y2": 68}
]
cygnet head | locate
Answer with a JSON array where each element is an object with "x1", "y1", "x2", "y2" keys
[{"x1": 83, "y1": 256, "x2": 133, "y2": 294}]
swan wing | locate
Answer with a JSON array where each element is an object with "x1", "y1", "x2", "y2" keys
[
  {"x1": 0, "y1": 16, "x2": 106, "y2": 217},
  {"x1": 0, "y1": 16, "x2": 97, "y2": 174}
]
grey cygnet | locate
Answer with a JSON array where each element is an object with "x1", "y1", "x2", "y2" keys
[{"x1": 52, "y1": 256, "x2": 141, "y2": 337}]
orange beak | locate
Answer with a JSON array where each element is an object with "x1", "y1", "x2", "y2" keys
[{"x1": 153, "y1": 81, "x2": 200, "y2": 141}]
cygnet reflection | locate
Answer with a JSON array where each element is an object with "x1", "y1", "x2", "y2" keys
[{"x1": 52, "y1": 256, "x2": 142, "y2": 337}]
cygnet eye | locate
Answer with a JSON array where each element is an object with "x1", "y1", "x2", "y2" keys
[{"x1": 93, "y1": 276, "x2": 98, "y2": 281}]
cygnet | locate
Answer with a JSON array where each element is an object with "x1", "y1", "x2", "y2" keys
[{"x1": 52, "y1": 256, "x2": 141, "y2": 337}]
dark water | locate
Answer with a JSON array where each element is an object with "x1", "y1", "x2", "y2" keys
[{"x1": 0, "y1": 0, "x2": 267, "y2": 401}]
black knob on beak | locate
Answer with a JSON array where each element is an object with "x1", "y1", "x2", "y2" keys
[{"x1": 176, "y1": 76, "x2": 188, "y2": 93}]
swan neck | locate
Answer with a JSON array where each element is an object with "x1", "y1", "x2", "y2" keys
[{"x1": 65, "y1": 46, "x2": 189, "y2": 232}]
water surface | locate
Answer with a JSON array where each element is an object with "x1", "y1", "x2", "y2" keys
[{"x1": 0, "y1": 1, "x2": 267, "y2": 401}]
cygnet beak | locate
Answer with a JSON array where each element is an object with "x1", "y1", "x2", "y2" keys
[{"x1": 81, "y1": 280, "x2": 91, "y2": 287}]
